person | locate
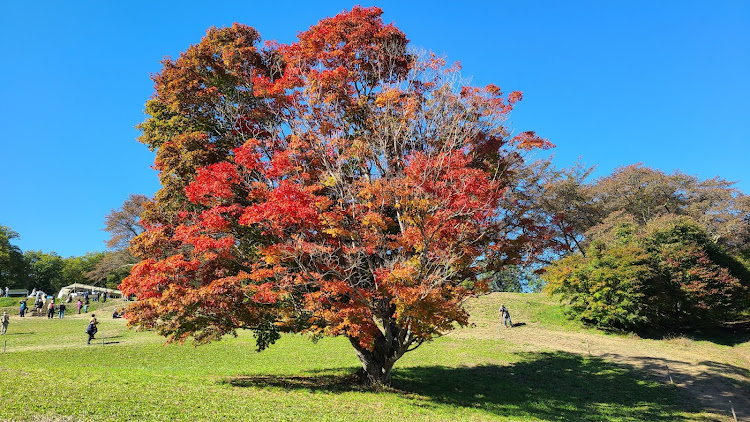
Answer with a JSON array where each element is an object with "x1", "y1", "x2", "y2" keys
[
  {"x1": 5, "y1": 286, "x2": 9, "y2": 297},
  {"x1": 47, "y1": 300, "x2": 55, "y2": 319},
  {"x1": 499, "y1": 304, "x2": 513, "y2": 328},
  {"x1": 77, "y1": 299, "x2": 83, "y2": 314},
  {"x1": 1, "y1": 311, "x2": 9, "y2": 334},
  {"x1": 86, "y1": 314, "x2": 99, "y2": 344},
  {"x1": 84, "y1": 296, "x2": 90, "y2": 313},
  {"x1": 19, "y1": 300, "x2": 27, "y2": 317},
  {"x1": 58, "y1": 302, "x2": 66, "y2": 319},
  {"x1": 112, "y1": 309, "x2": 123, "y2": 319}
]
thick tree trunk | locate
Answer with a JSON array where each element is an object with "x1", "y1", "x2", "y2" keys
[{"x1": 348, "y1": 335, "x2": 400, "y2": 386}]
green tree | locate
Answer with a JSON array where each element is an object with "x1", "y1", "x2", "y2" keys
[
  {"x1": 545, "y1": 217, "x2": 749, "y2": 331},
  {"x1": 61, "y1": 252, "x2": 105, "y2": 287},
  {"x1": 0, "y1": 225, "x2": 27, "y2": 289},
  {"x1": 24, "y1": 251, "x2": 65, "y2": 293}
]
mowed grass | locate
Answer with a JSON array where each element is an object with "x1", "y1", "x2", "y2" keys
[{"x1": 0, "y1": 295, "x2": 719, "y2": 421}]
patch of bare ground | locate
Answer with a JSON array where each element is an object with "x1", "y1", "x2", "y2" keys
[{"x1": 453, "y1": 293, "x2": 750, "y2": 421}]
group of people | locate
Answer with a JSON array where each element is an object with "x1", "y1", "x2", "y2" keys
[
  {"x1": 4, "y1": 289, "x2": 121, "y2": 345},
  {"x1": 2, "y1": 308, "x2": 102, "y2": 345},
  {"x1": 2, "y1": 309, "x2": 109, "y2": 349},
  {"x1": 18, "y1": 298, "x2": 71, "y2": 319}
]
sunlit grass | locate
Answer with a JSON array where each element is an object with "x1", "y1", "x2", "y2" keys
[{"x1": 0, "y1": 295, "x2": 710, "y2": 421}]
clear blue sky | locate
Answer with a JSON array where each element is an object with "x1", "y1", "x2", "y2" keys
[{"x1": 1, "y1": 1, "x2": 748, "y2": 257}]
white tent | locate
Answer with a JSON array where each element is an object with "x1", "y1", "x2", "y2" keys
[{"x1": 57, "y1": 283, "x2": 122, "y2": 299}]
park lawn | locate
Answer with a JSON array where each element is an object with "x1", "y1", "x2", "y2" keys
[{"x1": 0, "y1": 295, "x2": 722, "y2": 421}]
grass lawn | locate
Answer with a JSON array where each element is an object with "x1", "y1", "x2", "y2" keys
[{"x1": 0, "y1": 294, "x2": 740, "y2": 421}]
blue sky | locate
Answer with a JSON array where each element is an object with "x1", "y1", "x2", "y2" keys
[{"x1": 1, "y1": 1, "x2": 748, "y2": 257}]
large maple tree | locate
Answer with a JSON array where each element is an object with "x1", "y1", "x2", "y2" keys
[{"x1": 121, "y1": 7, "x2": 552, "y2": 384}]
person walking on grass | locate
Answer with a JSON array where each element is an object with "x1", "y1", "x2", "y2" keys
[
  {"x1": 58, "y1": 302, "x2": 66, "y2": 319},
  {"x1": 84, "y1": 296, "x2": 90, "y2": 313},
  {"x1": 77, "y1": 299, "x2": 82, "y2": 314},
  {"x1": 86, "y1": 314, "x2": 99, "y2": 345},
  {"x1": 47, "y1": 300, "x2": 55, "y2": 319},
  {"x1": 1, "y1": 311, "x2": 9, "y2": 334},
  {"x1": 500, "y1": 304, "x2": 513, "y2": 328},
  {"x1": 19, "y1": 300, "x2": 27, "y2": 317}
]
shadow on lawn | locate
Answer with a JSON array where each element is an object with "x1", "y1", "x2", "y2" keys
[
  {"x1": 597, "y1": 353, "x2": 750, "y2": 417},
  {"x1": 636, "y1": 320, "x2": 750, "y2": 347},
  {"x1": 226, "y1": 351, "x2": 693, "y2": 421}
]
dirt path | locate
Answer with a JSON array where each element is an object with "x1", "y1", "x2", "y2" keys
[{"x1": 452, "y1": 314, "x2": 750, "y2": 421}]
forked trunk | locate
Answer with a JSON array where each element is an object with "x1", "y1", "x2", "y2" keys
[{"x1": 349, "y1": 336, "x2": 400, "y2": 386}]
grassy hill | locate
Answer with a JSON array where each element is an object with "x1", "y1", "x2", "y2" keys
[{"x1": 0, "y1": 293, "x2": 747, "y2": 421}]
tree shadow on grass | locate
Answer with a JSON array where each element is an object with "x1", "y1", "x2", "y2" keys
[
  {"x1": 597, "y1": 353, "x2": 750, "y2": 417},
  {"x1": 225, "y1": 351, "x2": 693, "y2": 421},
  {"x1": 635, "y1": 321, "x2": 750, "y2": 347},
  {"x1": 393, "y1": 352, "x2": 690, "y2": 421},
  {"x1": 226, "y1": 373, "x2": 363, "y2": 393}
]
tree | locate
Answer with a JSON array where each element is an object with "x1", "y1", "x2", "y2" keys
[
  {"x1": 0, "y1": 225, "x2": 27, "y2": 289},
  {"x1": 24, "y1": 250, "x2": 65, "y2": 293},
  {"x1": 544, "y1": 217, "x2": 749, "y2": 330},
  {"x1": 514, "y1": 160, "x2": 603, "y2": 260},
  {"x1": 88, "y1": 195, "x2": 149, "y2": 288},
  {"x1": 61, "y1": 252, "x2": 106, "y2": 288},
  {"x1": 121, "y1": 7, "x2": 551, "y2": 385},
  {"x1": 524, "y1": 162, "x2": 749, "y2": 267},
  {"x1": 590, "y1": 164, "x2": 750, "y2": 256},
  {"x1": 103, "y1": 194, "x2": 149, "y2": 249}
]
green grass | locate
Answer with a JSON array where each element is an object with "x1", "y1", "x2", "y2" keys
[
  {"x1": 0, "y1": 297, "x2": 19, "y2": 308},
  {"x1": 0, "y1": 296, "x2": 715, "y2": 421},
  {"x1": 462, "y1": 291, "x2": 584, "y2": 331}
]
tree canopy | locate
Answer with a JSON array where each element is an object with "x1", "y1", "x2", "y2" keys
[
  {"x1": 120, "y1": 7, "x2": 552, "y2": 384},
  {"x1": 544, "y1": 216, "x2": 749, "y2": 330},
  {"x1": 0, "y1": 226, "x2": 25, "y2": 289},
  {"x1": 537, "y1": 164, "x2": 750, "y2": 331},
  {"x1": 524, "y1": 162, "x2": 750, "y2": 262}
]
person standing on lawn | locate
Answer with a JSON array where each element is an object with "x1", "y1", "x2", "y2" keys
[
  {"x1": 500, "y1": 304, "x2": 513, "y2": 328},
  {"x1": 86, "y1": 314, "x2": 99, "y2": 345},
  {"x1": 47, "y1": 300, "x2": 55, "y2": 319},
  {"x1": 1, "y1": 311, "x2": 9, "y2": 334},
  {"x1": 58, "y1": 302, "x2": 66, "y2": 319}
]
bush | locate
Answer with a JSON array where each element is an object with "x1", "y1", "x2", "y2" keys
[{"x1": 544, "y1": 217, "x2": 749, "y2": 331}]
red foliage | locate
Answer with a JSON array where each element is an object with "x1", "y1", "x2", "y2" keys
[{"x1": 123, "y1": 7, "x2": 552, "y2": 383}]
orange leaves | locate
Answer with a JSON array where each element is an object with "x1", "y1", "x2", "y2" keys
[
  {"x1": 374, "y1": 88, "x2": 404, "y2": 107},
  {"x1": 512, "y1": 131, "x2": 554, "y2": 151},
  {"x1": 360, "y1": 211, "x2": 389, "y2": 231}
]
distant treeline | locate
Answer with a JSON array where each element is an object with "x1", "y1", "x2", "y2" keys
[{"x1": 0, "y1": 226, "x2": 130, "y2": 294}]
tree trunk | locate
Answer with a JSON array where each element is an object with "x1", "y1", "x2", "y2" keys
[{"x1": 348, "y1": 336, "x2": 399, "y2": 386}]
